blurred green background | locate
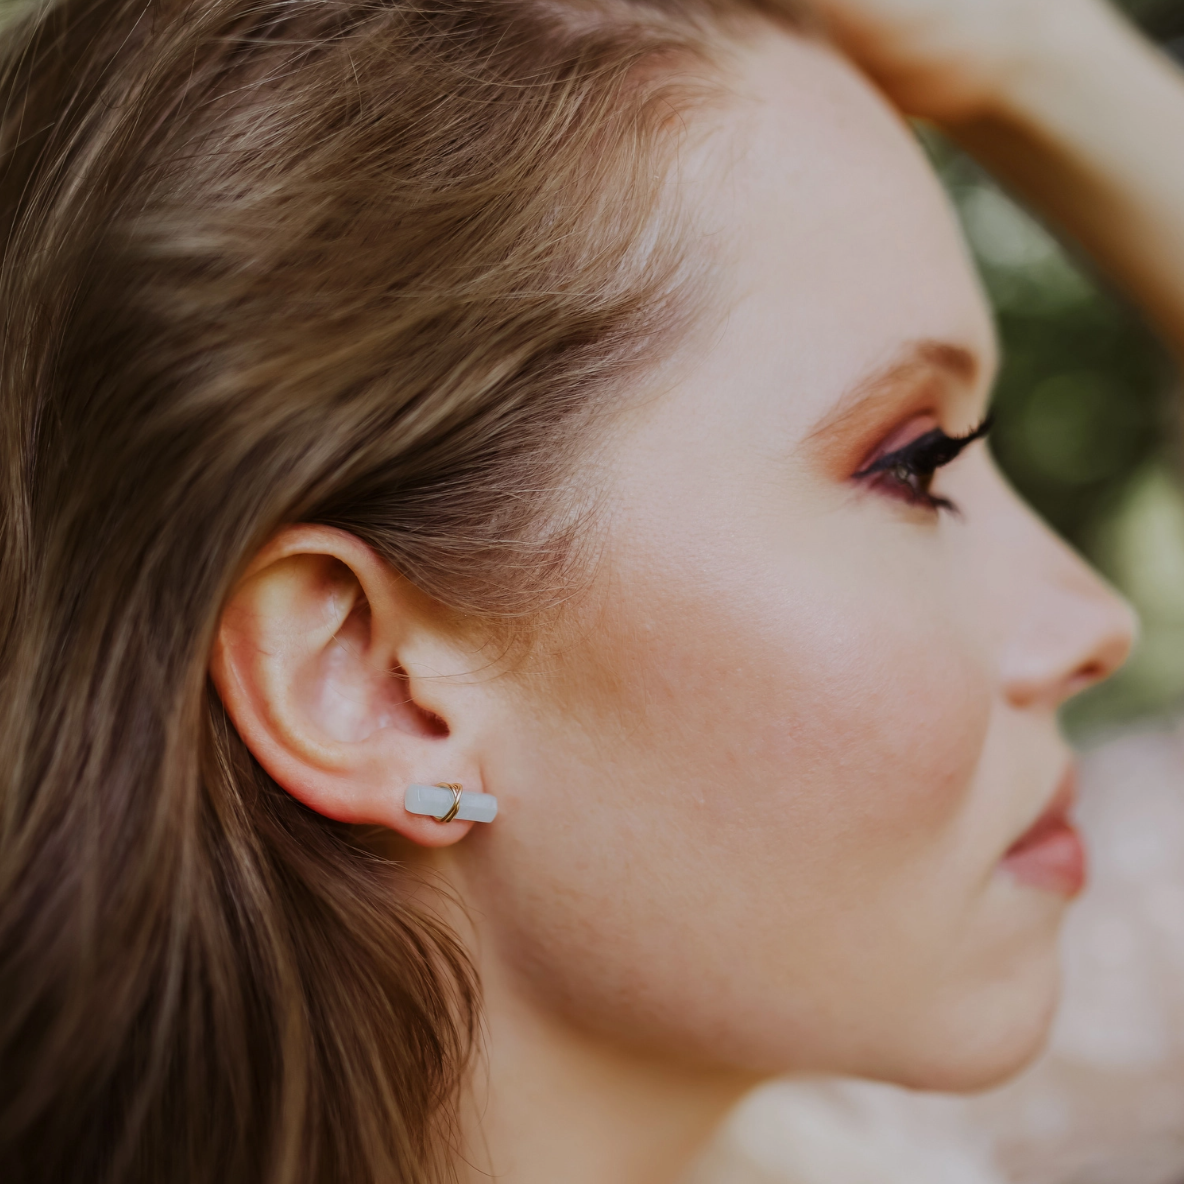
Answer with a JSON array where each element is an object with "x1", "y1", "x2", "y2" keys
[{"x1": 932, "y1": 0, "x2": 1184, "y2": 735}]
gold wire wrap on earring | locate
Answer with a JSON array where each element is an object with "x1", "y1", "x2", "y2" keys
[{"x1": 435, "y1": 783, "x2": 463, "y2": 824}]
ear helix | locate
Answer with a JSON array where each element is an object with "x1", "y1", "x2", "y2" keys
[{"x1": 405, "y1": 783, "x2": 498, "y2": 824}]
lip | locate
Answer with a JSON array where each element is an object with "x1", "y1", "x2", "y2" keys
[{"x1": 999, "y1": 765, "x2": 1086, "y2": 898}]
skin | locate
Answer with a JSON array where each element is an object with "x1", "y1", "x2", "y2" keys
[{"x1": 211, "y1": 2, "x2": 1184, "y2": 1181}]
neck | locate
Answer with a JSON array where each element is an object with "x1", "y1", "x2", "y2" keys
[{"x1": 459, "y1": 956, "x2": 753, "y2": 1184}]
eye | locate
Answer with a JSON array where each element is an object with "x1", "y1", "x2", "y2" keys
[{"x1": 855, "y1": 415, "x2": 993, "y2": 515}]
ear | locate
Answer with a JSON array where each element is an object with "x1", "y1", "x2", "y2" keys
[{"x1": 211, "y1": 524, "x2": 487, "y2": 847}]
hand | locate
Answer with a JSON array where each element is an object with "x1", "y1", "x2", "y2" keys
[{"x1": 807, "y1": 0, "x2": 1123, "y2": 124}]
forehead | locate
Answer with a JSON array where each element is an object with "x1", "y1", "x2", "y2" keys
[{"x1": 668, "y1": 28, "x2": 996, "y2": 435}]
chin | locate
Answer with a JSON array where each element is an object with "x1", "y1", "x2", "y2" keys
[{"x1": 888, "y1": 959, "x2": 1063, "y2": 1095}]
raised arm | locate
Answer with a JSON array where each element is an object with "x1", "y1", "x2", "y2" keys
[{"x1": 814, "y1": 0, "x2": 1184, "y2": 359}]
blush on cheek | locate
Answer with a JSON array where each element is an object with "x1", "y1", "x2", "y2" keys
[{"x1": 622, "y1": 571, "x2": 991, "y2": 874}]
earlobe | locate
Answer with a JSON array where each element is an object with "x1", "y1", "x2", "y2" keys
[{"x1": 210, "y1": 524, "x2": 490, "y2": 847}]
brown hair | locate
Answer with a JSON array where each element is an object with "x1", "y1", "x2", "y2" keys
[{"x1": 0, "y1": 1, "x2": 797, "y2": 1181}]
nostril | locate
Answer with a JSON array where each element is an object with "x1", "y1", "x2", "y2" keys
[
  {"x1": 1005, "y1": 624, "x2": 1133, "y2": 710},
  {"x1": 1067, "y1": 661, "x2": 1106, "y2": 696},
  {"x1": 1003, "y1": 569, "x2": 1137, "y2": 709},
  {"x1": 1070, "y1": 612, "x2": 1137, "y2": 694}
]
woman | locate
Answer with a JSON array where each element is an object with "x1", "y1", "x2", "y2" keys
[{"x1": 0, "y1": 0, "x2": 1175, "y2": 1181}]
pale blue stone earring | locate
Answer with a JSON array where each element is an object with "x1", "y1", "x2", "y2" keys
[{"x1": 405, "y1": 782, "x2": 498, "y2": 824}]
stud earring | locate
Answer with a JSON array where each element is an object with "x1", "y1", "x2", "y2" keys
[{"x1": 404, "y1": 782, "x2": 499, "y2": 824}]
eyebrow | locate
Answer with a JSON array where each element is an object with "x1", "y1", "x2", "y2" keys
[{"x1": 802, "y1": 339, "x2": 985, "y2": 470}]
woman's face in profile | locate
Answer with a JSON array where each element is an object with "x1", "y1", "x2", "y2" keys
[{"x1": 458, "y1": 28, "x2": 1136, "y2": 1090}]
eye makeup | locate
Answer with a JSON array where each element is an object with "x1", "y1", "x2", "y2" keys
[{"x1": 855, "y1": 414, "x2": 993, "y2": 513}]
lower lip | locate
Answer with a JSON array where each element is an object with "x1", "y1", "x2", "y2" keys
[{"x1": 1000, "y1": 790, "x2": 1087, "y2": 898}]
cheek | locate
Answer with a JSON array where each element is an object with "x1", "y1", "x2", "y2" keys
[
  {"x1": 471, "y1": 521, "x2": 996, "y2": 1068},
  {"x1": 613, "y1": 552, "x2": 991, "y2": 883}
]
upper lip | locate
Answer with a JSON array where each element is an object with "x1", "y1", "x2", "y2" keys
[{"x1": 1004, "y1": 763, "x2": 1078, "y2": 858}]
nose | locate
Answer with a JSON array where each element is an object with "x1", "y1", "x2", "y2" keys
[{"x1": 999, "y1": 513, "x2": 1137, "y2": 712}]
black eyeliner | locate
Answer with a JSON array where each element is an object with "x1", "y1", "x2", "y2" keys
[{"x1": 855, "y1": 413, "x2": 994, "y2": 481}]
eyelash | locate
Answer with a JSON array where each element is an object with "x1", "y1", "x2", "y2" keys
[{"x1": 855, "y1": 415, "x2": 993, "y2": 515}]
